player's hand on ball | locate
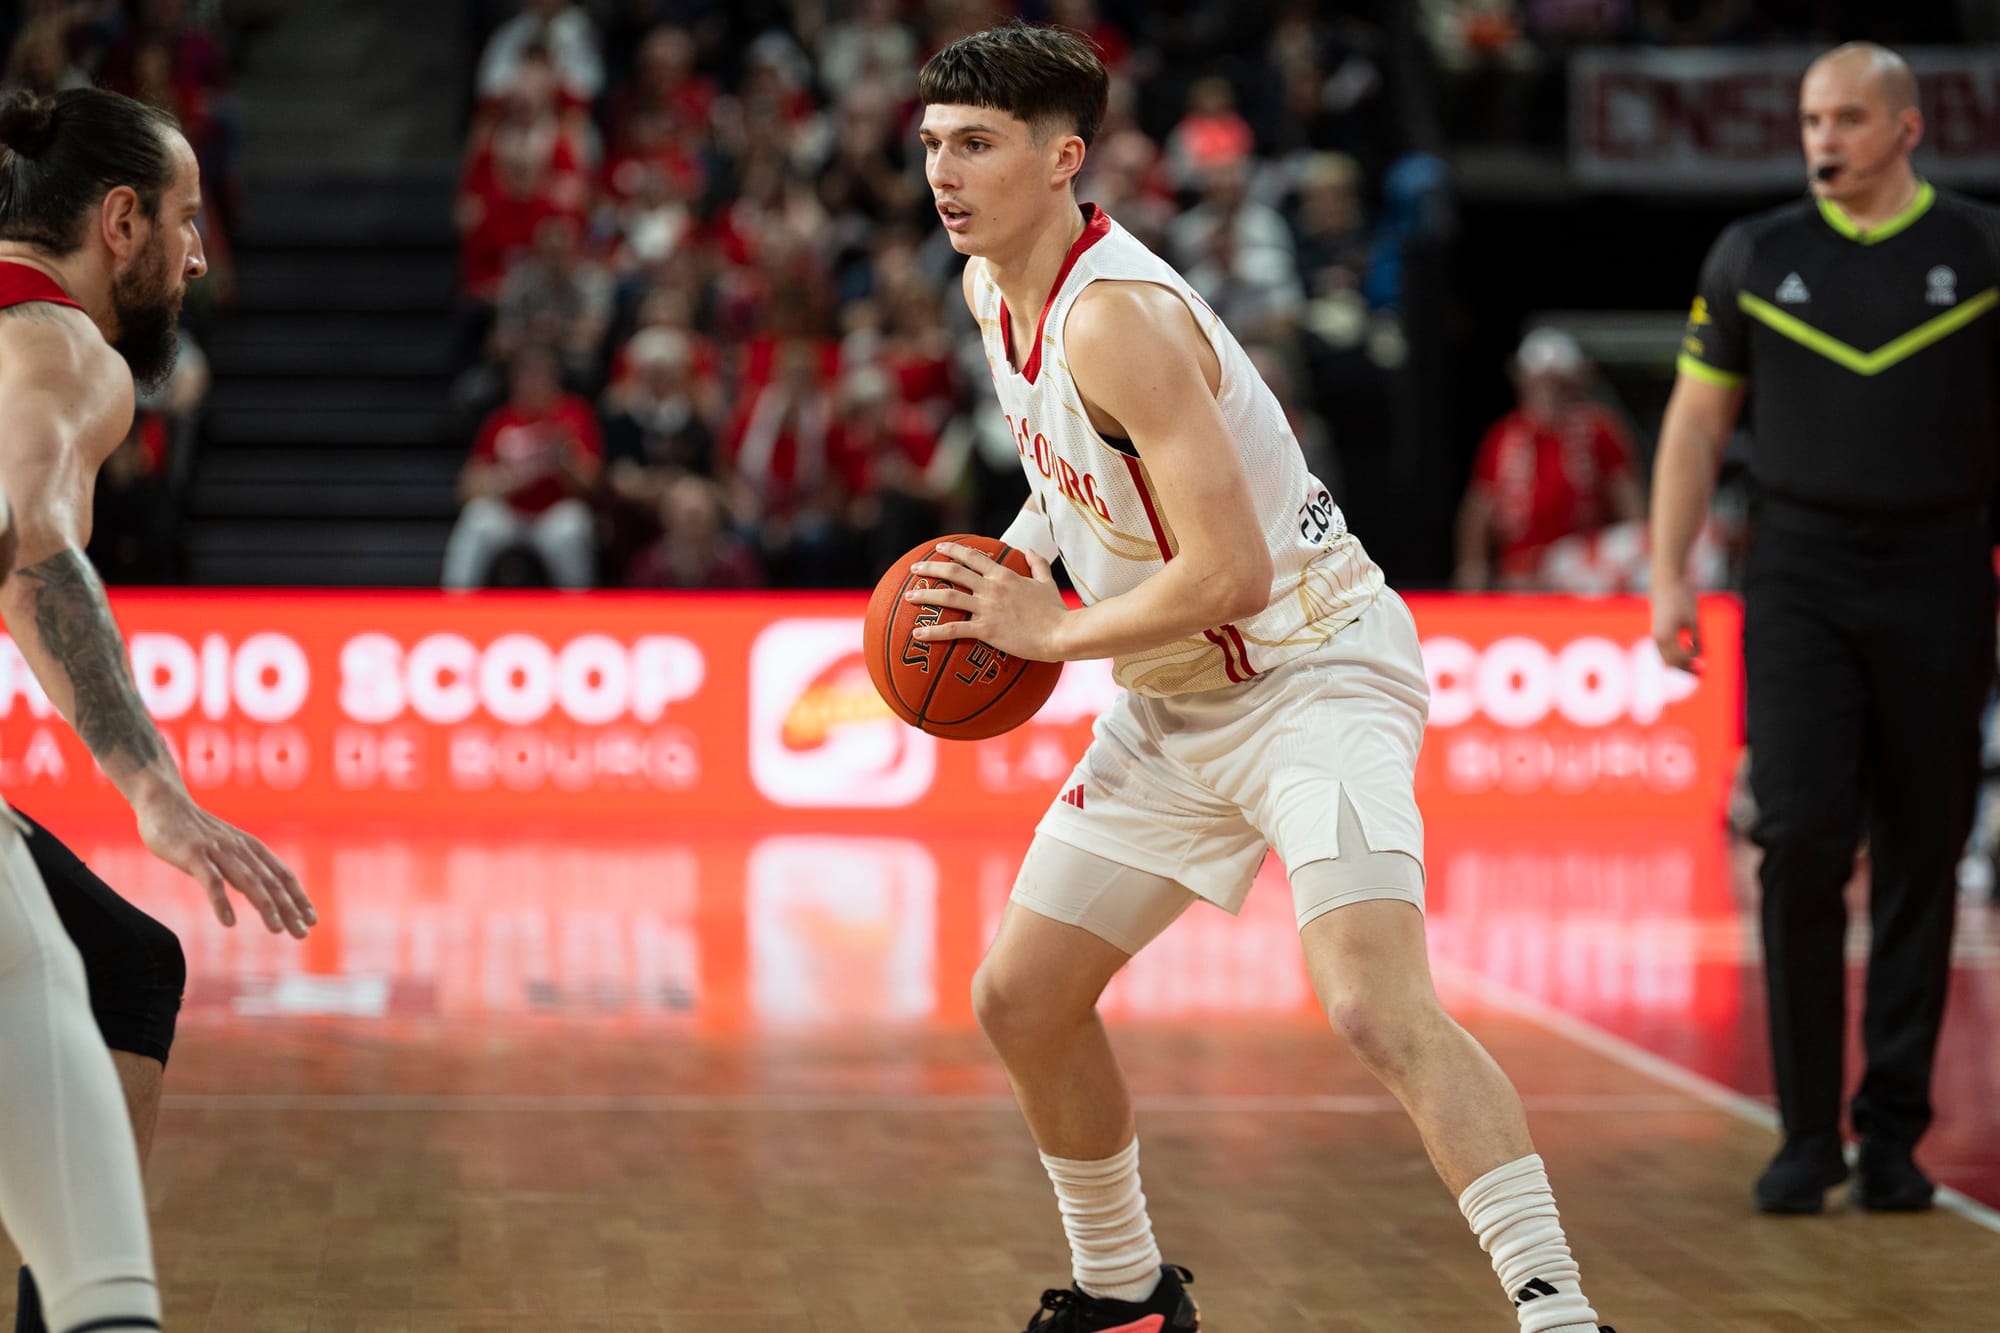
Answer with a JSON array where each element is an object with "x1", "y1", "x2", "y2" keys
[
  {"x1": 137, "y1": 791, "x2": 316, "y2": 937},
  {"x1": 906, "y1": 541, "x2": 1068, "y2": 660}
]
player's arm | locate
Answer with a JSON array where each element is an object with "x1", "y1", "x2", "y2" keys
[
  {"x1": 0, "y1": 371, "x2": 172, "y2": 794},
  {"x1": 0, "y1": 347, "x2": 313, "y2": 935},
  {"x1": 911, "y1": 282, "x2": 1273, "y2": 662}
]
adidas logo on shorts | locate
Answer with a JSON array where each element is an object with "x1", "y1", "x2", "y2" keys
[{"x1": 1059, "y1": 784, "x2": 1085, "y2": 809}]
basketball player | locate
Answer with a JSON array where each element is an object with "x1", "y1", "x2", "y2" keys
[
  {"x1": 907, "y1": 25, "x2": 1611, "y2": 1333},
  {"x1": 0, "y1": 86, "x2": 316, "y2": 1333}
]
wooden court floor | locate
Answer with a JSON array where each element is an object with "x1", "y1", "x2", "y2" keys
[
  {"x1": 2, "y1": 1012, "x2": 1997, "y2": 1331},
  {"x1": 0, "y1": 822, "x2": 1996, "y2": 1331}
]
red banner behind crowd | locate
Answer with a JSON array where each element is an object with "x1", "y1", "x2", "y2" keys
[{"x1": 0, "y1": 591, "x2": 1741, "y2": 827}]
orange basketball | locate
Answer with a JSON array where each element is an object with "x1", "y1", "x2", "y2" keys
[{"x1": 863, "y1": 533, "x2": 1064, "y2": 740}]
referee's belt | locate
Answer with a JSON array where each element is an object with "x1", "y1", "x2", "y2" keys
[{"x1": 1754, "y1": 494, "x2": 1989, "y2": 540}]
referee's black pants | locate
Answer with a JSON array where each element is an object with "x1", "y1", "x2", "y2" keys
[{"x1": 1744, "y1": 500, "x2": 1995, "y2": 1150}]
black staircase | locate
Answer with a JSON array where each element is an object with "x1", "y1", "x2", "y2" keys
[{"x1": 185, "y1": 0, "x2": 468, "y2": 586}]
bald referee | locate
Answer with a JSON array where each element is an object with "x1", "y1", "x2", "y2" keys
[{"x1": 1651, "y1": 43, "x2": 2000, "y2": 1215}]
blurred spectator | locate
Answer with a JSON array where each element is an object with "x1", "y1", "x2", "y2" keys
[
  {"x1": 723, "y1": 338, "x2": 848, "y2": 584},
  {"x1": 602, "y1": 326, "x2": 716, "y2": 484},
  {"x1": 1047, "y1": 0, "x2": 1130, "y2": 71},
  {"x1": 627, "y1": 474, "x2": 763, "y2": 589},
  {"x1": 1453, "y1": 329, "x2": 1642, "y2": 590},
  {"x1": 599, "y1": 325, "x2": 718, "y2": 571},
  {"x1": 1078, "y1": 76, "x2": 1177, "y2": 248},
  {"x1": 1163, "y1": 75, "x2": 1253, "y2": 193},
  {"x1": 1419, "y1": 0, "x2": 1541, "y2": 144},
  {"x1": 831, "y1": 365, "x2": 957, "y2": 573},
  {"x1": 1292, "y1": 152, "x2": 1372, "y2": 302},
  {"x1": 816, "y1": 0, "x2": 918, "y2": 100},
  {"x1": 4, "y1": 14, "x2": 90, "y2": 94},
  {"x1": 604, "y1": 24, "x2": 715, "y2": 152},
  {"x1": 603, "y1": 114, "x2": 701, "y2": 271},
  {"x1": 1169, "y1": 159, "x2": 1304, "y2": 343},
  {"x1": 444, "y1": 347, "x2": 602, "y2": 590},
  {"x1": 492, "y1": 214, "x2": 614, "y2": 387},
  {"x1": 477, "y1": 0, "x2": 604, "y2": 108},
  {"x1": 99, "y1": 0, "x2": 237, "y2": 187},
  {"x1": 458, "y1": 70, "x2": 592, "y2": 302}
]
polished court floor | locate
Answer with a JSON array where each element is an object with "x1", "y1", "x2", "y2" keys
[{"x1": 1, "y1": 816, "x2": 1997, "y2": 1331}]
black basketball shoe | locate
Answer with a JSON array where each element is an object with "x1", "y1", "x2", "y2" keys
[{"x1": 1022, "y1": 1264, "x2": 1199, "y2": 1331}]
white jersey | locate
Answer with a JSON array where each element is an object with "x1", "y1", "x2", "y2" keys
[{"x1": 972, "y1": 204, "x2": 1385, "y2": 696}]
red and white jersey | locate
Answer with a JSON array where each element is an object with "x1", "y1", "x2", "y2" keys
[{"x1": 971, "y1": 205, "x2": 1384, "y2": 696}]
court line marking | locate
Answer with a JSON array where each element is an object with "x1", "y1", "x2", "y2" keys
[
  {"x1": 1435, "y1": 960, "x2": 2000, "y2": 1237},
  {"x1": 161, "y1": 1091, "x2": 1696, "y2": 1114}
]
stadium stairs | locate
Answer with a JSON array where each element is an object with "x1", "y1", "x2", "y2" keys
[{"x1": 187, "y1": 0, "x2": 466, "y2": 586}]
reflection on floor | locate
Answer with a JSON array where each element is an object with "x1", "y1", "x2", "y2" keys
[
  {"x1": 3, "y1": 815, "x2": 1996, "y2": 1330},
  {"x1": 45, "y1": 814, "x2": 2000, "y2": 1208}
]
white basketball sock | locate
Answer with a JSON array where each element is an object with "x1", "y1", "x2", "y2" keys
[
  {"x1": 1039, "y1": 1137, "x2": 1164, "y2": 1304},
  {"x1": 1459, "y1": 1153, "x2": 1599, "y2": 1333}
]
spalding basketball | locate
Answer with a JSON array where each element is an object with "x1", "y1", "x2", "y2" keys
[{"x1": 863, "y1": 534, "x2": 1063, "y2": 740}]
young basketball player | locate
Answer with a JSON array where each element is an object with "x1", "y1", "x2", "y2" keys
[
  {"x1": 0, "y1": 87, "x2": 317, "y2": 1333},
  {"x1": 907, "y1": 25, "x2": 1612, "y2": 1333}
]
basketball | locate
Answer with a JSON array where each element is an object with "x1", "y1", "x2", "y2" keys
[{"x1": 862, "y1": 533, "x2": 1064, "y2": 740}]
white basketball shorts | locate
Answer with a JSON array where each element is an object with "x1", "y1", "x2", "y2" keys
[{"x1": 1026, "y1": 588, "x2": 1429, "y2": 932}]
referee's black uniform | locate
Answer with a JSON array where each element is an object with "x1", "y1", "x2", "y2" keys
[{"x1": 1681, "y1": 180, "x2": 2000, "y2": 1208}]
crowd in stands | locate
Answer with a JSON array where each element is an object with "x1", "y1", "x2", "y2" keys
[
  {"x1": 446, "y1": 0, "x2": 1431, "y2": 590},
  {"x1": 1, "y1": 0, "x2": 259, "y2": 581}
]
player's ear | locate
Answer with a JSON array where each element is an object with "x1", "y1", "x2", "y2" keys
[
  {"x1": 1052, "y1": 134, "x2": 1087, "y2": 189},
  {"x1": 98, "y1": 184, "x2": 142, "y2": 260}
]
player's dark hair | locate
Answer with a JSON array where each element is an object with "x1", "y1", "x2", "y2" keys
[
  {"x1": 918, "y1": 20, "x2": 1109, "y2": 147},
  {"x1": 0, "y1": 88, "x2": 180, "y2": 256}
]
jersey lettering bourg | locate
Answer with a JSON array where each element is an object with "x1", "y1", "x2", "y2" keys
[{"x1": 1008, "y1": 412, "x2": 1113, "y2": 523}]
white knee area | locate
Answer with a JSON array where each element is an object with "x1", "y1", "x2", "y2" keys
[
  {"x1": 0, "y1": 828, "x2": 158, "y2": 1332},
  {"x1": 531, "y1": 498, "x2": 596, "y2": 589},
  {"x1": 441, "y1": 496, "x2": 527, "y2": 589},
  {"x1": 971, "y1": 959, "x2": 1084, "y2": 1054}
]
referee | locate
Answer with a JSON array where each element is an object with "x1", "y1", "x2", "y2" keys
[{"x1": 1651, "y1": 42, "x2": 2000, "y2": 1215}]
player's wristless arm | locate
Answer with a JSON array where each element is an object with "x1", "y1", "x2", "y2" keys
[
  {"x1": 1049, "y1": 557, "x2": 1267, "y2": 663},
  {"x1": 1, "y1": 548, "x2": 188, "y2": 806}
]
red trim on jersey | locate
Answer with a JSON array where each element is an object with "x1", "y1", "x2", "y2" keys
[
  {"x1": 1119, "y1": 452, "x2": 1174, "y2": 562},
  {"x1": 0, "y1": 262, "x2": 82, "y2": 311},
  {"x1": 1222, "y1": 623, "x2": 1258, "y2": 678},
  {"x1": 999, "y1": 203, "x2": 1113, "y2": 385},
  {"x1": 1203, "y1": 630, "x2": 1246, "y2": 684}
]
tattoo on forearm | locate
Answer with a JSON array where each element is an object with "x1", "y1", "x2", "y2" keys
[{"x1": 15, "y1": 550, "x2": 163, "y2": 775}]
